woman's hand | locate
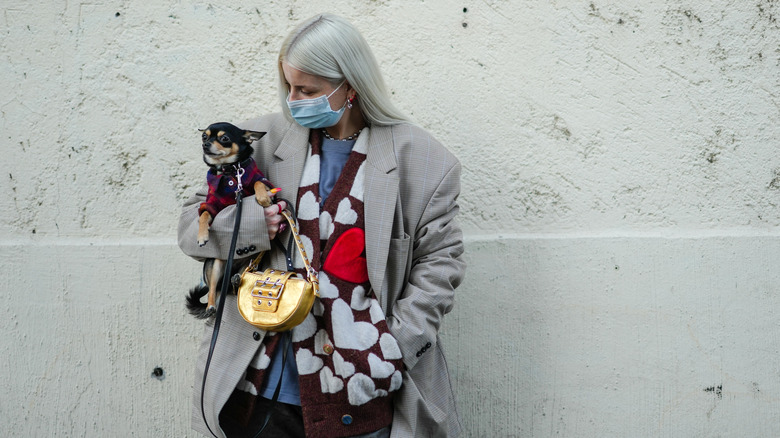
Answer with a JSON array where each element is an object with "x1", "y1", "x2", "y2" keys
[{"x1": 264, "y1": 200, "x2": 288, "y2": 240}]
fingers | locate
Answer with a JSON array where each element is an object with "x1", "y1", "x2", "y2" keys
[
  {"x1": 264, "y1": 200, "x2": 286, "y2": 218},
  {"x1": 263, "y1": 200, "x2": 288, "y2": 240}
]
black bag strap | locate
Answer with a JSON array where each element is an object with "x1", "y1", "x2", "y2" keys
[
  {"x1": 200, "y1": 194, "x2": 293, "y2": 438},
  {"x1": 200, "y1": 191, "x2": 245, "y2": 438}
]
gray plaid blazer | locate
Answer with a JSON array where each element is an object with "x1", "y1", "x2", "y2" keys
[{"x1": 178, "y1": 113, "x2": 465, "y2": 437}]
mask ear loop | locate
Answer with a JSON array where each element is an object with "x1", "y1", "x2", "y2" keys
[{"x1": 326, "y1": 80, "x2": 347, "y2": 98}]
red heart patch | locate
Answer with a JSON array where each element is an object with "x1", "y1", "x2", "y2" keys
[{"x1": 323, "y1": 228, "x2": 369, "y2": 284}]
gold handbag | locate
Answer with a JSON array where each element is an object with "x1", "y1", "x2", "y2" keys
[{"x1": 237, "y1": 210, "x2": 320, "y2": 331}]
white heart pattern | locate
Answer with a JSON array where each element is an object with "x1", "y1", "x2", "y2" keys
[
  {"x1": 314, "y1": 329, "x2": 331, "y2": 355},
  {"x1": 333, "y1": 351, "x2": 356, "y2": 378},
  {"x1": 249, "y1": 343, "x2": 271, "y2": 370},
  {"x1": 320, "y1": 366, "x2": 344, "y2": 394},
  {"x1": 298, "y1": 191, "x2": 319, "y2": 221},
  {"x1": 299, "y1": 150, "x2": 320, "y2": 187},
  {"x1": 348, "y1": 162, "x2": 366, "y2": 202},
  {"x1": 389, "y1": 370, "x2": 403, "y2": 392},
  {"x1": 317, "y1": 272, "x2": 339, "y2": 299},
  {"x1": 369, "y1": 298, "x2": 385, "y2": 324},
  {"x1": 368, "y1": 353, "x2": 396, "y2": 379},
  {"x1": 296, "y1": 348, "x2": 324, "y2": 375},
  {"x1": 379, "y1": 333, "x2": 403, "y2": 360},
  {"x1": 334, "y1": 198, "x2": 358, "y2": 225},
  {"x1": 331, "y1": 299, "x2": 378, "y2": 351},
  {"x1": 319, "y1": 211, "x2": 335, "y2": 240},
  {"x1": 236, "y1": 371, "x2": 258, "y2": 395},
  {"x1": 293, "y1": 234, "x2": 314, "y2": 270},
  {"x1": 347, "y1": 373, "x2": 388, "y2": 406},
  {"x1": 292, "y1": 312, "x2": 317, "y2": 342},
  {"x1": 350, "y1": 285, "x2": 371, "y2": 311},
  {"x1": 312, "y1": 299, "x2": 324, "y2": 316}
]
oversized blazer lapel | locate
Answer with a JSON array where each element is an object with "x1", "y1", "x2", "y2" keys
[
  {"x1": 266, "y1": 119, "x2": 310, "y2": 214},
  {"x1": 363, "y1": 125, "x2": 399, "y2": 311}
]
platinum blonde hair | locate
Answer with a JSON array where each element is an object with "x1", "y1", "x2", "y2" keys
[{"x1": 277, "y1": 13, "x2": 408, "y2": 126}]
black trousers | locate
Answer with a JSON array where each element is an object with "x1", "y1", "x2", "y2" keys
[
  {"x1": 219, "y1": 392, "x2": 392, "y2": 438},
  {"x1": 219, "y1": 393, "x2": 306, "y2": 438}
]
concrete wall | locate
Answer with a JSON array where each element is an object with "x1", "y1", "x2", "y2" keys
[{"x1": 2, "y1": 1, "x2": 779, "y2": 436}]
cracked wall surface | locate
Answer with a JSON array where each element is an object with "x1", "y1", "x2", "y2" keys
[{"x1": 2, "y1": 0, "x2": 780, "y2": 436}]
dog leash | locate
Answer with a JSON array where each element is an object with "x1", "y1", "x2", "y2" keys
[
  {"x1": 200, "y1": 174, "x2": 245, "y2": 438},
  {"x1": 200, "y1": 168, "x2": 292, "y2": 438}
]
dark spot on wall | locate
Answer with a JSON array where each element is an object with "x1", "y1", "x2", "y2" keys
[
  {"x1": 705, "y1": 152, "x2": 719, "y2": 164},
  {"x1": 683, "y1": 9, "x2": 702, "y2": 23},
  {"x1": 768, "y1": 168, "x2": 780, "y2": 190},
  {"x1": 704, "y1": 385, "x2": 722, "y2": 399},
  {"x1": 463, "y1": 7, "x2": 468, "y2": 13},
  {"x1": 552, "y1": 115, "x2": 572, "y2": 140},
  {"x1": 115, "y1": 12, "x2": 120, "y2": 17},
  {"x1": 152, "y1": 367, "x2": 165, "y2": 380},
  {"x1": 462, "y1": 22, "x2": 468, "y2": 28},
  {"x1": 617, "y1": 18, "x2": 624, "y2": 25},
  {"x1": 758, "y1": 1, "x2": 778, "y2": 24}
]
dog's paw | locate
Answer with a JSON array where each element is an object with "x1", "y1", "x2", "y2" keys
[
  {"x1": 256, "y1": 193, "x2": 271, "y2": 208},
  {"x1": 198, "y1": 238, "x2": 209, "y2": 247},
  {"x1": 204, "y1": 306, "x2": 216, "y2": 318}
]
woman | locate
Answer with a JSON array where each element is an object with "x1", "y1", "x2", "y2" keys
[{"x1": 178, "y1": 13, "x2": 465, "y2": 438}]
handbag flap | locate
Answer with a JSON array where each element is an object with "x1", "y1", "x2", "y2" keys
[{"x1": 246, "y1": 269, "x2": 297, "y2": 312}]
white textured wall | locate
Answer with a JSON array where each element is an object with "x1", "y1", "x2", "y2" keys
[{"x1": 2, "y1": 1, "x2": 780, "y2": 436}]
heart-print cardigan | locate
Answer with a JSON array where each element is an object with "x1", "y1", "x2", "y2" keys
[{"x1": 178, "y1": 113, "x2": 466, "y2": 438}]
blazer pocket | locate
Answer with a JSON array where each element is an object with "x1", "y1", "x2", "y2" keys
[{"x1": 385, "y1": 233, "x2": 411, "y2": 301}]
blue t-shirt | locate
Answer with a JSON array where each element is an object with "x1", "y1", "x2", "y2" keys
[
  {"x1": 319, "y1": 138, "x2": 355, "y2": 205},
  {"x1": 259, "y1": 136, "x2": 356, "y2": 405}
]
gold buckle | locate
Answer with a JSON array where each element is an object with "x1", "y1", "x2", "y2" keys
[{"x1": 250, "y1": 270, "x2": 286, "y2": 310}]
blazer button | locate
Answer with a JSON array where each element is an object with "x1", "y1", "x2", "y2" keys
[
  {"x1": 416, "y1": 351, "x2": 422, "y2": 357},
  {"x1": 425, "y1": 342, "x2": 432, "y2": 348},
  {"x1": 341, "y1": 414, "x2": 353, "y2": 425},
  {"x1": 252, "y1": 332, "x2": 261, "y2": 341},
  {"x1": 249, "y1": 245, "x2": 256, "y2": 251},
  {"x1": 236, "y1": 248, "x2": 244, "y2": 255}
]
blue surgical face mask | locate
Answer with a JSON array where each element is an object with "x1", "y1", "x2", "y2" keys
[{"x1": 286, "y1": 81, "x2": 347, "y2": 129}]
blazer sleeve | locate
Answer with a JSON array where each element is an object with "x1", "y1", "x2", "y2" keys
[
  {"x1": 177, "y1": 182, "x2": 271, "y2": 261},
  {"x1": 386, "y1": 161, "x2": 466, "y2": 370}
]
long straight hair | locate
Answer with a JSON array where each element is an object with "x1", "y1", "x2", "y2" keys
[{"x1": 277, "y1": 13, "x2": 408, "y2": 126}]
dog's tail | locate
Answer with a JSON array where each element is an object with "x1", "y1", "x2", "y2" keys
[{"x1": 186, "y1": 284, "x2": 215, "y2": 319}]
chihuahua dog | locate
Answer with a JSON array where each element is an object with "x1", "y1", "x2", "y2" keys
[{"x1": 186, "y1": 122, "x2": 277, "y2": 318}]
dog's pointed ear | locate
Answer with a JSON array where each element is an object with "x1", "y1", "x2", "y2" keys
[{"x1": 243, "y1": 130, "x2": 266, "y2": 143}]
